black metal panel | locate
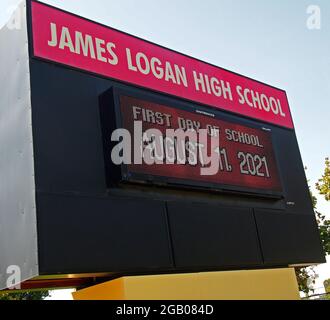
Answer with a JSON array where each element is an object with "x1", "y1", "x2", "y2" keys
[
  {"x1": 270, "y1": 127, "x2": 314, "y2": 215},
  {"x1": 29, "y1": 58, "x2": 325, "y2": 275},
  {"x1": 29, "y1": 61, "x2": 109, "y2": 195},
  {"x1": 167, "y1": 202, "x2": 263, "y2": 269},
  {"x1": 37, "y1": 194, "x2": 173, "y2": 274},
  {"x1": 254, "y1": 209, "x2": 325, "y2": 265}
]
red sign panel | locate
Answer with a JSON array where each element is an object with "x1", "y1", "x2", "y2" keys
[
  {"x1": 31, "y1": 1, "x2": 294, "y2": 129},
  {"x1": 119, "y1": 95, "x2": 282, "y2": 194}
]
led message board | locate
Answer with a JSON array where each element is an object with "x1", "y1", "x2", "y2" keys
[{"x1": 100, "y1": 90, "x2": 283, "y2": 197}]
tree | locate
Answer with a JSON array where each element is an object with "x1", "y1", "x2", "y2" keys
[
  {"x1": 315, "y1": 158, "x2": 330, "y2": 255},
  {"x1": 315, "y1": 210, "x2": 330, "y2": 255},
  {"x1": 295, "y1": 267, "x2": 317, "y2": 296},
  {"x1": 316, "y1": 157, "x2": 330, "y2": 201},
  {"x1": 0, "y1": 290, "x2": 50, "y2": 300}
]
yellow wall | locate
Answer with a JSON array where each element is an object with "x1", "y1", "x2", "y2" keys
[{"x1": 73, "y1": 268, "x2": 300, "y2": 300}]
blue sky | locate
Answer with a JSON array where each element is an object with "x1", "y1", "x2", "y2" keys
[{"x1": 1, "y1": 0, "x2": 329, "y2": 297}]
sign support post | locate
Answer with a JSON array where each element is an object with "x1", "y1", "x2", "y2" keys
[{"x1": 73, "y1": 268, "x2": 300, "y2": 300}]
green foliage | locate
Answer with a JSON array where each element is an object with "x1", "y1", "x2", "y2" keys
[
  {"x1": 295, "y1": 267, "x2": 317, "y2": 296},
  {"x1": 0, "y1": 290, "x2": 50, "y2": 300},
  {"x1": 314, "y1": 158, "x2": 330, "y2": 256},
  {"x1": 316, "y1": 211, "x2": 330, "y2": 255},
  {"x1": 310, "y1": 190, "x2": 318, "y2": 209},
  {"x1": 316, "y1": 157, "x2": 330, "y2": 201},
  {"x1": 325, "y1": 279, "x2": 330, "y2": 293}
]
